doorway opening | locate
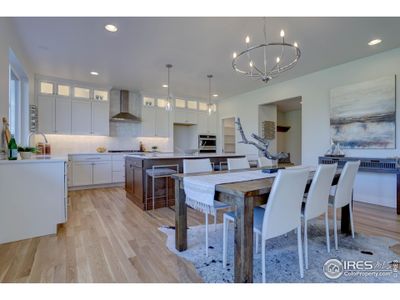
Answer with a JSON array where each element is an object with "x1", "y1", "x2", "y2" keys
[
  {"x1": 222, "y1": 117, "x2": 236, "y2": 153},
  {"x1": 258, "y1": 96, "x2": 302, "y2": 165}
]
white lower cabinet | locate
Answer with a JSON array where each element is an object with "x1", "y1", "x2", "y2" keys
[
  {"x1": 93, "y1": 162, "x2": 112, "y2": 184},
  {"x1": 72, "y1": 162, "x2": 93, "y2": 186},
  {"x1": 69, "y1": 154, "x2": 124, "y2": 188},
  {"x1": 112, "y1": 154, "x2": 125, "y2": 183}
]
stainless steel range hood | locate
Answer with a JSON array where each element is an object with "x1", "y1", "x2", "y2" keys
[{"x1": 110, "y1": 90, "x2": 141, "y2": 123}]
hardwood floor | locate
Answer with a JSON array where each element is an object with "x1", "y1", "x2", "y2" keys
[{"x1": 0, "y1": 187, "x2": 399, "y2": 283}]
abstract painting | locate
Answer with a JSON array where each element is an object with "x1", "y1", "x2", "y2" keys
[{"x1": 330, "y1": 76, "x2": 396, "y2": 149}]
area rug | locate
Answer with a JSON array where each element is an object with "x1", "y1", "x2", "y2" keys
[{"x1": 159, "y1": 222, "x2": 399, "y2": 283}]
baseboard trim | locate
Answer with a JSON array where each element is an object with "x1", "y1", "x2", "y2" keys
[{"x1": 68, "y1": 182, "x2": 124, "y2": 191}]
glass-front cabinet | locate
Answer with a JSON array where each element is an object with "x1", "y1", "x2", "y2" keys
[{"x1": 36, "y1": 75, "x2": 110, "y2": 136}]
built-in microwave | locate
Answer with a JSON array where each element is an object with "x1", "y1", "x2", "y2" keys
[{"x1": 198, "y1": 135, "x2": 217, "y2": 153}]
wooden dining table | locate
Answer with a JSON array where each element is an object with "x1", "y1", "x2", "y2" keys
[{"x1": 172, "y1": 168, "x2": 350, "y2": 283}]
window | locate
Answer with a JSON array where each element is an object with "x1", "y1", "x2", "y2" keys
[{"x1": 9, "y1": 67, "x2": 21, "y2": 143}]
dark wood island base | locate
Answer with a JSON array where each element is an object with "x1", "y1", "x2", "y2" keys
[{"x1": 125, "y1": 154, "x2": 245, "y2": 210}]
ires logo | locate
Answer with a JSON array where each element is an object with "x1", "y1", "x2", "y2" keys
[
  {"x1": 343, "y1": 260, "x2": 374, "y2": 270},
  {"x1": 323, "y1": 259, "x2": 398, "y2": 280}
]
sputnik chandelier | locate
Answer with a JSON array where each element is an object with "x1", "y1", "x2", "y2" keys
[{"x1": 232, "y1": 18, "x2": 301, "y2": 84}]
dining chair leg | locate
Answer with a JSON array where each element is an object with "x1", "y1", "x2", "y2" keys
[
  {"x1": 261, "y1": 239, "x2": 266, "y2": 283},
  {"x1": 349, "y1": 204, "x2": 355, "y2": 239},
  {"x1": 325, "y1": 212, "x2": 331, "y2": 253},
  {"x1": 205, "y1": 213, "x2": 209, "y2": 257},
  {"x1": 333, "y1": 208, "x2": 338, "y2": 250},
  {"x1": 165, "y1": 177, "x2": 168, "y2": 207},
  {"x1": 213, "y1": 212, "x2": 217, "y2": 232},
  {"x1": 304, "y1": 220, "x2": 308, "y2": 270},
  {"x1": 255, "y1": 232, "x2": 259, "y2": 254},
  {"x1": 145, "y1": 175, "x2": 148, "y2": 211},
  {"x1": 222, "y1": 216, "x2": 228, "y2": 268},
  {"x1": 152, "y1": 176, "x2": 155, "y2": 210},
  {"x1": 297, "y1": 225, "x2": 304, "y2": 279}
]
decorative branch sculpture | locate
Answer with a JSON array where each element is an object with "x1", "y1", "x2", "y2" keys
[{"x1": 235, "y1": 117, "x2": 288, "y2": 161}]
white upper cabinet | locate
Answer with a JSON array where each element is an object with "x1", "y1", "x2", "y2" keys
[
  {"x1": 57, "y1": 84, "x2": 70, "y2": 97},
  {"x1": 71, "y1": 100, "x2": 92, "y2": 134},
  {"x1": 91, "y1": 101, "x2": 110, "y2": 136},
  {"x1": 93, "y1": 90, "x2": 109, "y2": 101},
  {"x1": 39, "y1": 81, "x2": 55, "y2": 95},
  {"x1": 38, "y1": 96, "x2": 55, "y2": 133},
  {"x1": 197, "y1": 108, "x2": 217, "y2": 135},
  {"x1": 174, "y1": 108, "x2": 187, "y2": 124},
  {"x1": 197, "y1": 111, "x2": 208, "y2": 134},
  {"x1": 141, "y1": 97, "x2": 170, "y2": 137},
  {"x1": 36, "y1": 76, "x2": 110, "y2": 136},
  {"x1": 173, "y1": 98, "x2": 198, "y2": 124},
  {"x1": 55, "y1": 97, "x2": 72, "y2": 134},
  {"x1": 155, "y1": 107, "x2": 169, "y2": 137},
  {"x1": 73, "y1": 87, "x2": 91, "y2": 99},
  {"x1": 141, "y1": 105, "x2": 156, "y2": 137}
]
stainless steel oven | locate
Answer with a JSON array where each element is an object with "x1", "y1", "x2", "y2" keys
[{"x1": 198, "y1": 135, "x2": 217, "y2": 153}]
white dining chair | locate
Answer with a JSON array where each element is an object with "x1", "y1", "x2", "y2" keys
[
  {"x1": 258, "y1": 156, "x2": 277, "y2": 168},
  {"x1": 222, "y1": 168, "x2": 309, "y2": 281},
  {"x1": 329, "y1": 160, "x2": 360, "y2": 250},
  {"x1": 183, "y1": 158, "x2": 231, "y2": 256},
  {"x1": 302, "y1": 163, "x2": 337, "y2": 269},
  {"x1": 227, "y1": 157, "x2": 250, "y2": 170}
]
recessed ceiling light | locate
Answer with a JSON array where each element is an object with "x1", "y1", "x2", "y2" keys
[
  {"x1": 368, "y1": 39, "x2": 382, "y2": 46},
  {"x1": 162, "y1": 84, "x2": 168, "y2": 88},
  {"x1": 213, "y1": 94, "x2": 219, "y2": 97},
  {"x1": 90, "y1": 71, "x2": 99, "y2": 76},
  {"x1": 105, "y1": 24, "x2": 118, "y2": 32}
]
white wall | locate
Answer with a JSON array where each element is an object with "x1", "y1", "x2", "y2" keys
[
  {"x1": 0, "y1": 18, "x2": 34, "y2": 144},
  {"x1": 219, "y1": 47, "x2": 400, "y2": 208}
]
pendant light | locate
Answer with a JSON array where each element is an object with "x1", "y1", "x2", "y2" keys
[
  {"x1": 165, "y1": 64, "x2": 173, "y2": 111},
  {"x1": 207, "y1": 74, "x2": 214, "y2": 116}
]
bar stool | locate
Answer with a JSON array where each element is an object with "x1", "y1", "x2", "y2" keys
[{"x1": 145, "y1": 164, "x2": 179, "y2": 210}]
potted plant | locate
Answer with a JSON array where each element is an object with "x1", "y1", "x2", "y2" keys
[{"x1": 18, "y1": 146, "x2": 37, "y2": 159}]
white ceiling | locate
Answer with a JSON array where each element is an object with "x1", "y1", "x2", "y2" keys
[{"x1": 11, "y1": 17, "x2": 400, "y2": 101}]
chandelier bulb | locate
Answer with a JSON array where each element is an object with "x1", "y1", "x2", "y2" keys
[
  {"x1": 233, "y1": 52, "x2": 237, "y2": 59},
  {"x1": 276, "y1": 57, "x2": 280, "y2": 63},
  {"x1": 294, "y1": 42, "x2": 298, "y2": 48},
  {"x1": 249, "y1": 61, "x2": 253, "y2": 68},
  {"x1": 280, "y1": 30, "x2": 285, "y2": 38},
  {"x1": 245, "y1": 36, "x2": 250, "y2": 44}
]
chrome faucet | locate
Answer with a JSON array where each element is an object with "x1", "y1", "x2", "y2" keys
[{"x1": 27, "y1": 132, "x2": 48, "y2": 147}]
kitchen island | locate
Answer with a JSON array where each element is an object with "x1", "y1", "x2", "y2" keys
[
  {"x1": 0, "y1": 156, "x2": 68, "y2": 244},
  {"x1": 125, "y1": 153, "x2": 245, "y2": 210}
]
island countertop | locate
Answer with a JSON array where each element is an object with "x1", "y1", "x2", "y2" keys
[
  {"x1": 125, "y1": 152, "x2": 245, "y2": 160},
  {"x1": 0, "y1": 155, "x2": 67, "y2": 165}
]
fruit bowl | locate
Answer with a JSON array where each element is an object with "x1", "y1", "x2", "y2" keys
[{"x1": 96, "y1": 147, "x2": 107, "y2": 153}]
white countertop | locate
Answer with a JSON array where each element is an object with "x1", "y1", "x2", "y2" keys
[
  {"x1": 0, "y1": 155, "x2": 67, "y2": 164},
  {"x1": 125, "y1": 153, "x2": 245, "y2": 160}
]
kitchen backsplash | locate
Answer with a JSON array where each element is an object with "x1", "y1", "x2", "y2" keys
[{"x1": 35, "y1": 135, "x2": 172, "y2": 155}]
